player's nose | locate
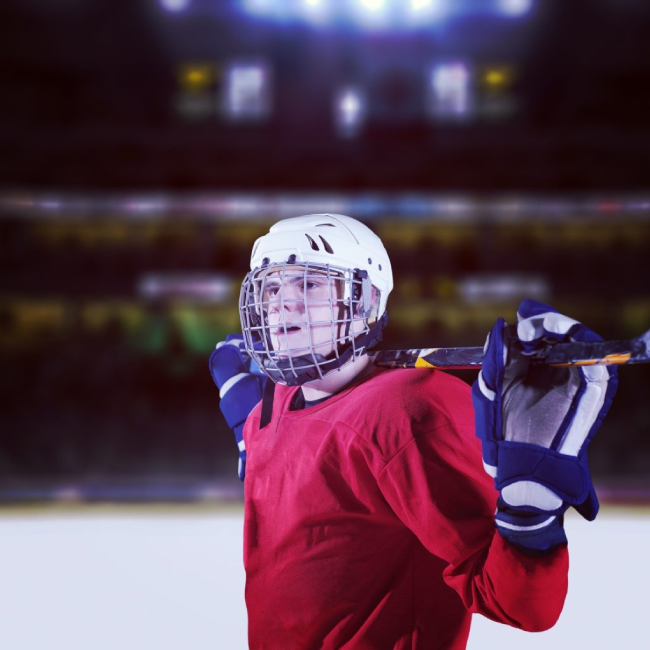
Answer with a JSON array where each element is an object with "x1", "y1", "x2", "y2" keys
[
  {"x1": 268, "y1": 284, "x2": 302, "y2": 313},
  {"x1": 280, "y1": 283, "x2": 303, "y2": 308}
]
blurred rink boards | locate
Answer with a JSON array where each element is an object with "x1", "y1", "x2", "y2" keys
[{"x1": 0, "y1": 502, "x2": 648, "y2": 650}]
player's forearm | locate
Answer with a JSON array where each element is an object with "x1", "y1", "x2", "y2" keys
[{"x1": 446, "y1": 533, "x2": 569, "y2": 632}]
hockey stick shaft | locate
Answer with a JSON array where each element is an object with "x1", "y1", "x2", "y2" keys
[{"x1": 370, "y1": 328, "x2": 650, "y2": 370}]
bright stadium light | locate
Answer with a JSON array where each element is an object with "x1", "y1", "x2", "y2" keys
[
  {"x1": 410, "y1": 0, "x2": 436, "y2": 12},
  {"x1": 299, "y1": 0, "x2": 329, "y2": 23},
  {"x1": 358, "y1": 0, "x2": 387, "y2": 11},
  {"x1": 352, "y1": 0, "x2": 390, "y2": 27},
  {"x1": 335, "y1": 87, "x2": 365, "y2": 138},
  {"x1": 239, "y1": 0, "x2": 453, "y2": 27},
  {"x1": 407, "y1": 0, "x2": 445, "y2": 24},
  {"x1": 351, "y1": 0, "x2": 391, "y2": 28},
  {"x1": 341, "y1": 91, "x2": 361, "y2": 123},
  {"x1": 242, "y1": 0, "x2": 277, "y2": 17},
  {"x1": 159, "y1": 0, "x2": 190, "y2": 12},
  {"x1": 498, "y1": 0, "x2": 533, "y2": 17}
]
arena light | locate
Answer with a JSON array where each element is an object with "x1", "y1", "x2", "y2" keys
[
  {"x1": 352, "y1": 0, "x2": 390, "y2": 27},
  {"x1": 498, "y1": 0, "x2": 533, "y2": 17},
  {"x1": 239, "y1": 0, "x2": 535, "y2": 26},
  {"x1": 242, "y1": 0, "x2": 279, "y2": 18},
  {"x1": 298, "y1": 0, "x2": 329, "y2": 24},
  {"x1": 358, "y1": 0, "x2": 387, "y2": 11},
  {"x1": 408, "y1": 0, "x2": 443, "y2": 16},
  {"x1": 335, "y1": 87, "x2": 365, "y2": 138},
  {"x1": 159, "y1": 0, "x2": 190, "y2": 12},
  {"x1": 481, "y1": 65, "x2": 515, "y2": 89},
  {"x1": 485, "y1": 69, "x2": 505, "y2": 86},
  {"x1": 410, "y1": 0, "x2": 436, "y2": 11},
  {"x1": 301, "y1": 0, "x2": 324, "y2": 10},
  {"x1": 406, "y1": 0, "x2": 445, "y2": 25},
  {"x1": 178, "y1": 63, "x2": 214, "y2": 92}
]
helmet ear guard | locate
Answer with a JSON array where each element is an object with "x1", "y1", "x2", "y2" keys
[{"x1": 352, "y1": 269, "x2": 375, "y2": 320}]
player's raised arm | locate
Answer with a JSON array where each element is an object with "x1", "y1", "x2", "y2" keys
[{"x1": 472, "y1": 299, "x2": 619, "y2": 552}]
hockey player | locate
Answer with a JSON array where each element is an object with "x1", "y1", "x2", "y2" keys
[{"x1": 209, "y1": 214, "x2": 617, "y2": 649}]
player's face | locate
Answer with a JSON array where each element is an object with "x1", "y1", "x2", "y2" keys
[{"x1": 262, "y1": 267, "x2": 343, "y2": 358}]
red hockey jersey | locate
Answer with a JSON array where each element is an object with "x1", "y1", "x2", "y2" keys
[{"x1": 242, "y1": 367, "x2": 568, "y2": 649}]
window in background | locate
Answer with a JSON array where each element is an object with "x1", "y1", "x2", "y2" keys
[
  {"x1": 427, "y1": 62, "x2": 474, "y2": 122},
  {"x1": 223, "y1": 61, "x2": 272, "y2": 122}
]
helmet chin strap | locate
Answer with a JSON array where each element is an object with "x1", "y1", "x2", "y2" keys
[{"x1": 262, "y1": 312, "x2": 388, "y2": 387}]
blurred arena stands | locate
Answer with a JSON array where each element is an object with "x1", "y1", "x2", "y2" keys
[
  {"x1": 1, "y1": 0, "x2": 649, "y2": 503},
  {"x1": 2, "y1": 193, "x2": 649, "y2": 501}
]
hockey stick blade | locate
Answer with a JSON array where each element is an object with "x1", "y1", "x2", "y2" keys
[{"x1": 370, "y1": 328, "x2": 650, "y2": 370}]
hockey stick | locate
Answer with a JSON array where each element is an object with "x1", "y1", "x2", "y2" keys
[{"x1": 370, "y1": 327, "x2": 650, "y2": 370}]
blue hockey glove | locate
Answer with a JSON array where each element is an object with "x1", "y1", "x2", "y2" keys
[
  {"x1": 472, "y1": 300, "x2": 618, "y2": 552},
  {"x1": 209, "y1": 334, "x2": 266, "y2": 481}
]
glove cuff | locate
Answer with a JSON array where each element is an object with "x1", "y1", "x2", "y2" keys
[
  {"x1": 495, "y1": 442, "x2": 591, "y2": 504},
  {"x1": 495, "y1": 501, "x2": 567, "y2": 552}
]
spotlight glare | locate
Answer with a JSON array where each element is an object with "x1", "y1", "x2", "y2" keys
[
  {"x1": 411, "y1": 0, "x2": 433, "y2": 11},
  {"x1": 243, "y1": 0, "x2": 275, "y2": 17},
  {"x1": 407, "y1": 0, "x2": 445, "y2": 23},
  {"x1": 335, "y1": 87, "x2": 365, "y2": 137},
  {"x1": 159, "y1": 0, "x2": 190, "y2": 12},
  {"x1": 241, "y1": 0, "x2": 451, "y2": 27},
  {"x1": 498, "y1": 0, "x2": 533, "y2": 17},
  {"x1": 299, "y1": 0, "x2": 329, "y2": 23},
  {"x1": 341, "y1": 94, "x2": 360, "y2": 120},
  {"x1": 353, "y1": 0, "x2": 390, "y2": 28},
  {"x1": 358, "y1": 0, "x2": 387, "y2": 13}
]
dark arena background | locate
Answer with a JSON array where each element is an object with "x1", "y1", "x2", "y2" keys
[{"x1": 1, "y1": 1, "x2": 650, "y2": 648}]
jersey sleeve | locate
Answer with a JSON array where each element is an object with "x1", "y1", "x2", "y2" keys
[{"x1": 376, "y1": 418, "x2": 569, "y2": 632}]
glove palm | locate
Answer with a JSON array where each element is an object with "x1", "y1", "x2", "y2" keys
[{"x1": 473, "y1": 300, "x2": 618, "y2": 550}]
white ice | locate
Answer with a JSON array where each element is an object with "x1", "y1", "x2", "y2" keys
[{"x1": 0, "y1": 505, "x2": 647, "y2": 650}]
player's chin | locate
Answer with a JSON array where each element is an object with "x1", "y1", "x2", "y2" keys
[{"x1": 270, "y1": 335, "x2": 307, "y2": 357}]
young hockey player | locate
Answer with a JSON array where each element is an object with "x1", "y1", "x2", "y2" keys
[{"x1": 209, "y1": 214, "x2": 617, "y2": 649}]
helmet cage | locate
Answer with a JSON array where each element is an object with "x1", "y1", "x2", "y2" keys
[{"x1": 239, "y1": 261, "x2": 379, "y2": 386}]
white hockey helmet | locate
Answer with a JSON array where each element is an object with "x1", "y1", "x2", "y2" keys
[{"x1": 239, "y1": 213, "x2": 393, "y2": 386}]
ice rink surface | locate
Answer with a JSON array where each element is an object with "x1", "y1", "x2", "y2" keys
[{"x1": 1, "y1": 503, "x2": 647, "y2": 650}]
